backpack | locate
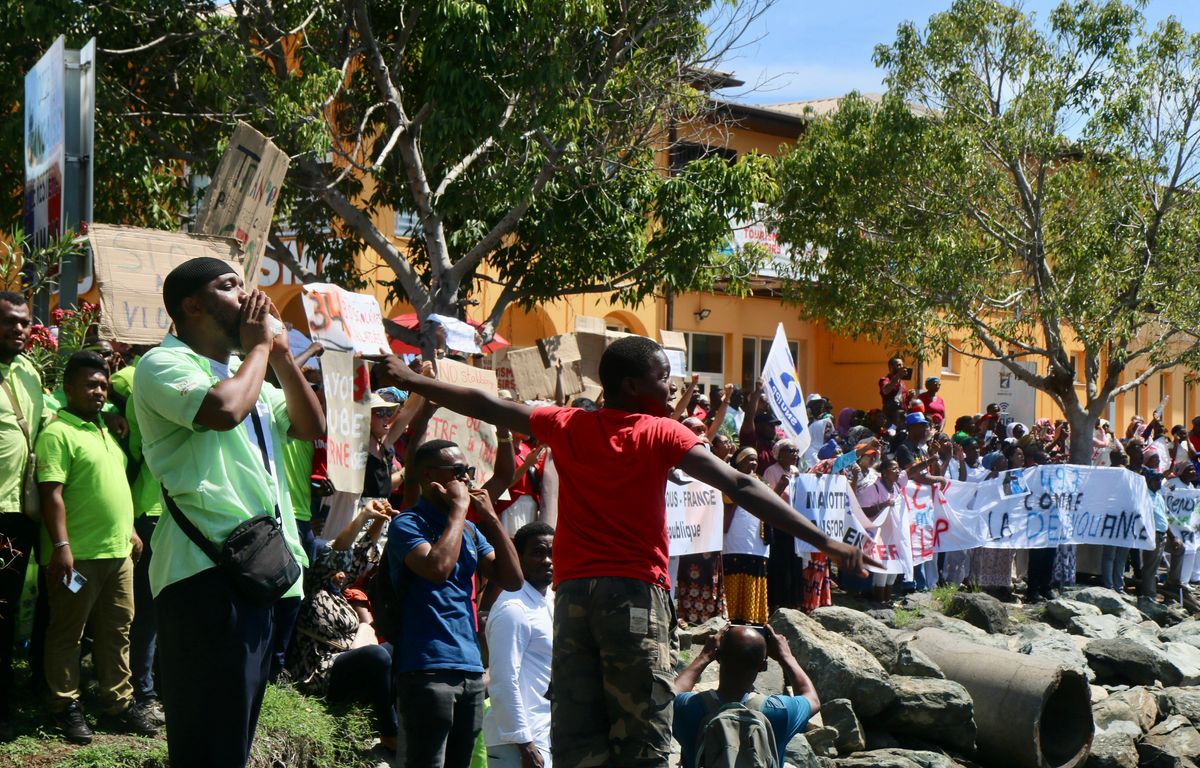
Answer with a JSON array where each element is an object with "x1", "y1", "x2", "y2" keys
[
  {"x1": 365, "y1": 548, "x2": 406, "y2": 642},
  {"x1": 694, "y1": 691, "x2": 779, "y2": 768}
]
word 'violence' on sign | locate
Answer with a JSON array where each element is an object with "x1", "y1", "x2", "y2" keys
[{"x1": 90, "y1": 224, "x2": 243, "y2": 345}]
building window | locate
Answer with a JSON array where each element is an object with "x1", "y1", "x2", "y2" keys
[
  {"x1": 669, "y1": 142, "x2": 737, "y2": 174},
  {"x1": 941, "y1": 344, "x2": 958, "y2": 374},
  {"x1": 1134, "y1": 371, "x2": 1144, "y2": 416},
  {"x1": 685, "y1": 332, "x2": 724, "y2": 375},
  {"x1": 1070, "y1": 353, "x2": 1084, "y2": 385},
  {"x1": 741, "y1": 335, "x2": 800, "y2": 393}
]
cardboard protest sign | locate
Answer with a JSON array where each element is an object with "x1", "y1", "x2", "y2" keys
[
  {"x1": 483, "y1": 349, "x2": 518, "y2": 393},
  {"x1": 302, "y1": 283, "x2": 391, "y2": 356},
  {"x1": 436, "y1": 357, "x2": 498, "y2": 393},
  {"x1": 507, "y1": 346, "x2": 555, "y2": 400},
  {"x1": 89, "y1": 224, "x2": 243, "y2": 344},
  {"x1": 421, "y1": 412, "x2": 497, "y2": 483},
  {"x1": 322, "y1": 349, "x2": 369, "y2": 495},
  {"x1": 659, "y1": 330, "x2": 688, "y2": 378},
  {"x1": 536, "y1": 333, "x2": 582, "y2": 368},
  {"x1": 574, "y1": 315, "x2": 606, "y2": 333},
  {"x1": 665, "y1": 475, "x2": 723, "y2": 556},
  {"x1": 193, "y1": 122, "x2": 290, "y2": 287}
]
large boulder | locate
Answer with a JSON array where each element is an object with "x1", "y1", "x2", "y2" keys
[
  {"x1": 1084, "y1": 638, "x2": 1179, "y2": 686},
  {"x1": 875, "y1": 676, "x2": 976, "y2": 754},
  {"x1": 832, "y1": 748, "x2": 962, "y2": 768},
  {"x1": 1085, "y1": 727, "x2": 1140, "y2": 768},
  {"x1": 784, "y1": 731, "x2": 823, "y2": 768},
  {"x1": 803, "y1": 725, "x2": 839, "y2": 758},
  {"x1": 893, "y1": 642, "x2": 945, "y2": 679},
  {"x1": 945, "y1": 591, "x2": 1009, "y2": 634},
  {"x1": 677, "y1": 615, "x2": 727, "y2": 651},
  {"x1": 1157, "y1": 687, "x2": 1200, "y2": 727},
  {"x1": 1010, "y1": 623, "x2": 1093, "y2": 681},
  {"x1": 1160, "y1": 621, "x2": 1200, "y2": 652},
  {"x1": 903, "y1": 614, "x2": 1009, "y2": 649},
  {"x1": 1136, "y1": 714, "x2": 1200, "y2": 768},
  {"x1": 1093, "y1": 686, "x2": 1158, "y2": 733},
  {"x1": 770, "y1": 609, "x2": 896, "y2": 718},
  {"x1": 1164, "y1": 642, "x2": 1200, "y2": 687},
  {"x1": 1070, "y1": 587, "x2": 1145, "y2": 623},
  {"x1": 1066, "y1": 613, "x2": 1137, "y2": 640},
  {"x1": 1135, "y1": 596, "x2": 1189, "y2": 627},
  {"x1": 820, "y1": 698, "x2": 866, "y2": 755},
  {"x1": 811, "y1": 606, "x2": 899, "y2": 670},
  {"x1": 1044, "y1": 598, "x2": 1103, "y2": 626}
]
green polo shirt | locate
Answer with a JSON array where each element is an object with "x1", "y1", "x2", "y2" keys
[
  {"x1": 283, "y1": 438, "x2": 315, "y2": 523},
  {"x1": 133, "y1": 335, "x2": 306, "y2": 598},
  {"x1": 0, "y1": 354, "x2": 46, "y2": 514},
  {"x1": 109, "y1": 359, "x2": 162, "y2": 518},
  {"x1": 34, "y1": 409, "x2": 134, "y2": 564}
]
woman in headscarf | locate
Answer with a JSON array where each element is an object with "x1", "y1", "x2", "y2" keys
[
  {"x1": 836, "y1": 407, "x2": 857, "y2": 442},
  {"x1": 722, "y1": 448, "x2": 771, "y2": 624}
]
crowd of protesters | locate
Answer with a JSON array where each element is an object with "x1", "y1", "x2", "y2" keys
[{"x1": 0, "y1": 264, "x2": 1194, "y2": 768}]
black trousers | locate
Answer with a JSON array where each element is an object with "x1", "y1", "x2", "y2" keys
[
  {"x1": 1027, "y1": 548, "x2": 1056, "y2": 596},
  {"x1": 0, "y1": 513, "x2": 35, "y2": 717},
  {"x1": 155, "y1": 568, "x2": 273, "y2": 768},
  {"x1": 396, "y1": 670, "x2": 484, "y2": 768}
]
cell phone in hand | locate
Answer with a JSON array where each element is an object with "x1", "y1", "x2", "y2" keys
[
  {"x1": 901, "y1": 367, "x2": 914, "y2": 380},
  {"x1": 64, "y1": 570, "x2": 87, "y2": 594}
]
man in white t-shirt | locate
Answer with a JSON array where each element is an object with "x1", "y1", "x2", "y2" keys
[{"x1": 484, "y1": 522, "x2": 555, "y2": 768}]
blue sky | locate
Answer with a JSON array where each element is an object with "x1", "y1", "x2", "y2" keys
[{"x1": 715, "y1": 1, "x2": 1200, "y2": 105}]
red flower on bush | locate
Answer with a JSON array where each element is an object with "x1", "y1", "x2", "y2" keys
[{"x1": 26, "y1": 324, "x2": 58, "y2": 352}]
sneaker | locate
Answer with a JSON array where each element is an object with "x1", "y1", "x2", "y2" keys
[
  {"x1": 55, "y1": 701, "x2": 94, "y2": 745},
  {"x1": 132, "y1": 697, "x2": 166, "y2": 727},
  {"x1": 97, "y1": 704, "x2": 159, "y2": 737}
]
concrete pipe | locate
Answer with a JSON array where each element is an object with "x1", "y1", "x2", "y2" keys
[{"x1": 904, "y1": 627, "x2": 1093, "y2": 768}]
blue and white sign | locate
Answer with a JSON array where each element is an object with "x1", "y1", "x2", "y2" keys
[{"x1": 761, "y1": 323, "x2": 810, "y2": 455}]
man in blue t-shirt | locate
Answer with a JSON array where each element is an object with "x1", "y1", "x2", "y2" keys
[
  {"x1": 386, "y1": 439, "x2": 522, "y2": 768},
  {"x1": 672, "y1": 625, "x2": 818, "y2": 768}
]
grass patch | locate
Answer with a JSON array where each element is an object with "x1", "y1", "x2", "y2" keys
[
  {"x1": 893, "y1": 605, "x2": 924, "y2": 628},
  {"x1": 930, "y1": 583, "x2": 961, "y2": 613},
  {"x1": 0, "y1": 683, "x2": 379, "y2": 768},
  {"x1": 54, "y1": 739, "x2": 168, "y2": 768}
]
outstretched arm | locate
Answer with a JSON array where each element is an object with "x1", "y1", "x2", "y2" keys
[
  {"x1": 677, "y1": 446, "x2": 878, "y2": 574},
  {"x1": 375, "y1": 355, "x2": 533, "y2": 436}
]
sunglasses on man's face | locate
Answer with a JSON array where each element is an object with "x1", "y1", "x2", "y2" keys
[
  {"x1": 431, "y1": 464, "x2": 476, "y2": 481},
  {"x1": 373, "y1": 409, "x2": 397, "y2": 419}
]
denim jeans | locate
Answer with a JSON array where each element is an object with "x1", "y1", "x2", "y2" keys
[
  {"x1": 1100, "y1": 546, "x2": 1129, "y2": 591},
  {"x1": 130, "y1": 515, "x2": 158, "y2": 700}
]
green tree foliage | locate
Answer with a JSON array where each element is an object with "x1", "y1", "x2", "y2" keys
[
  {"x1": 1, "y1": 1, "x2": 776, "y2": 346},
  {"x1": 772, "y1": 0, "x2": 1200, "y2": 461}
]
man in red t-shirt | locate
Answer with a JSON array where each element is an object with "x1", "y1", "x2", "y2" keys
[{"x1": 377, "y1": 337, "x2": 874, "y2": 768}]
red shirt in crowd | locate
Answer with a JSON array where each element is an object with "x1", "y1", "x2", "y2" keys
[
  {"x1": 917, "y1": 392, "x2": 946, "y2": 426},
  {"x1": 529, "y1": 406, "x2": 701, "y2": 589}
]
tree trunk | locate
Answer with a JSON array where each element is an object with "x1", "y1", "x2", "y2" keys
[{"x1": 1065, "y1": 407, "x2": 1098, "y2": 466}]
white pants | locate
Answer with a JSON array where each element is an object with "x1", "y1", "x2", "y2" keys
[{"x1": 486, "y1": 742, "x2": 552, "y2": 768}]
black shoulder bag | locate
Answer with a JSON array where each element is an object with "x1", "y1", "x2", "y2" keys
[{"x1": 162, "y1": 406, "x2": 301, "y2": 605}]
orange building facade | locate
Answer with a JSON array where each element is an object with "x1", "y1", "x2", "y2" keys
[{"x1": 245, "y1": 91, "x2": 1197, "y2": 432}]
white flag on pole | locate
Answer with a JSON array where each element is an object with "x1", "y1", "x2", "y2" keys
[{"x1": 761, "y1": 323, "x2": 811, "y2": 456}]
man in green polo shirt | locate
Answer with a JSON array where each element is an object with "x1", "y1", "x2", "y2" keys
[
  {"x1": 36, "y1": 351, "x2": 156, "y2": 743},
  {"x1": 132, "y1": 257, "x2": 325, "y2": 768},
  {"x1": 0, "y1": 290, "x2": 46, "y2": 742}
]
